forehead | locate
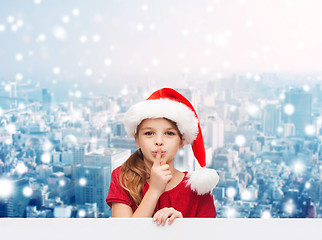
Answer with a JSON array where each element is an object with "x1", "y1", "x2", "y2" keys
[{"x1": 139, "y1": 118, "x2": 177, "y2": 130}]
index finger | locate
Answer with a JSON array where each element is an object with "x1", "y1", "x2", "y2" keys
[{"x1": 153, "y1": 148, "x2": 162, "y2": 166}]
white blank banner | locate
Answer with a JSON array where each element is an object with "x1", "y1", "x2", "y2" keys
[{"x1": 1, "y1": 218, "x2": 322, "y2": 240}]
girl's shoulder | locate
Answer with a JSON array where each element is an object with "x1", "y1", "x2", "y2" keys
[{"x1": 111, "y1": 166, "x2": 122, "y2": 177}]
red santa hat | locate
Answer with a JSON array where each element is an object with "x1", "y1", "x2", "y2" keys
[{"x1": 124, "y1": 88, "x2": 219, "y2": 195}]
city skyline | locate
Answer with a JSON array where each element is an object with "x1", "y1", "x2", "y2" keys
[
  {"x1": 0, "y1": 73, "x2": 321, "y2": 218},
  {"x1": 1, "y1": 0, "x2": 322, "y2": 219}
]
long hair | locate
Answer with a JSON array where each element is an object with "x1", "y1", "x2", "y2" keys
[
  {"x1": 119, "y1": 149, "x2": 147, "y2": 207},
  {"x1": 119, "y1": 118, "x2": 182, "y2": 207}
]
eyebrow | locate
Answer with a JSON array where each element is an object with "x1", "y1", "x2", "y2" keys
[{"x1": 140, "y1": 127, "x2": 177, "y2": 131}]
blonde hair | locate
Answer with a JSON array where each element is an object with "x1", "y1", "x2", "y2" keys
[{"x1": 119, "y1": 118, "x2": 182, "y2": 207}]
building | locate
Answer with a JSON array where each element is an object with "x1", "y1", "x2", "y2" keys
[
  {"x1": 262, "y1": 104, "x2": 281, "y2": 136},
  {"x1": 42, "y1": 88, "x2": 52, "y2": 112},
  {"x1": 283, "y1": 88, "x2": 312, "y2": 136},
  {"x1": 74, "y1": 149, "x2": 130, "y2": 216},
  {"x1": 206, "y1": 115, "x2": 224, "y2": 151},
  {"x1": 6, "y1": 177, "x2": 30, "y2": 217}
]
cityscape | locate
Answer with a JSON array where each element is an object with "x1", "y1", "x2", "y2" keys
[
  {"x1": 1, "y1": 0, "x2": 322, "y2": 219},
  {"x1": 0, "y1": 73, "x2": 321, "y2": 218}
]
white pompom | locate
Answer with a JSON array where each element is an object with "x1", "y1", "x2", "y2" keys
[{"x1": 186, "y1": 167, "x2": 219, "y2": 195}]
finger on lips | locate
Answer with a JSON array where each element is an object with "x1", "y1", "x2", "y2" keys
[{"x1": 153, "y1": 148, "x2": 162, "y2": 166}]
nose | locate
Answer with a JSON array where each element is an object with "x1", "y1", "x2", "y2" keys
[{"x1": 155, "y1": 134, "x2": 163, "y2": 146}]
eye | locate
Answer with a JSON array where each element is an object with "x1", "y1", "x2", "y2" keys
[
  {"x1": 144, "y1": 131, "x2": 153, "y2": 136},
  {"x1": 166, "y1": 131, "x2": 175, "y2": 136}
]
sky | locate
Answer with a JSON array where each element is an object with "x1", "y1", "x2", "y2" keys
[{"x1": 0, "y1": 0, "x2": 322, "y2": 95}]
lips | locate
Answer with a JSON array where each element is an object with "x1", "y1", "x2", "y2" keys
[{"x1": 152, "y1": 151, "x2": 166, "y2": 157}]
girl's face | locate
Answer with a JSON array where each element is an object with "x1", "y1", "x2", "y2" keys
[{"x1": 135, "y1": 118, "x2": 184, "y2": 166}]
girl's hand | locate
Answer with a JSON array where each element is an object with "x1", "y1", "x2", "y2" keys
[
  {"x1": 153, "y1": 207, "x2": 183, "y2": 226},
  {"x1": 149, "y1": 148, "x2": 172, "y2": 196}
]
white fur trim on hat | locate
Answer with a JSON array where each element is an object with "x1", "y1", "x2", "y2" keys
[
  {"x1": 124, "y1": 99, "x2": 199, "y2": 145},
  {"x1": 186, "y1": 168, "x2": 219, "y2": 195}
]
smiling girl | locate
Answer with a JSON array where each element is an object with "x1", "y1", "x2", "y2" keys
[{"x1": 106, "y1": 88, "x2": 219, "y2": 225}]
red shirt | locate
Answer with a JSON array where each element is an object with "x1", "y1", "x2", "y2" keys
[{"x1": 106, "y1": 166, "x2": 216, "y2": 218}]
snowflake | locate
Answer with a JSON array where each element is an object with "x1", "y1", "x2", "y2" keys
[
  {"x1": 85, "y1": 69, "x2": 93, "y2": 76},
  {"x1": 16, "y1": 162, "x2": 28, "y2": 174},
  {"x1": 152, "y1": 58, "x2": 160, "y2": 66},
  {"x1": 137, "y1": 24, "x2": 144, "y2": 31},
  {"x1": 7, "y1": 16, "x2": 15, "y2": 23},
  {"x1": 104, "y1": 58, "x2": 112, "y2": 66},
  {"x1": 41, "y1": 152, "x2": 51, "y2": 164},
  {"x1": 52, "y1": 25, "x2": 67, "y2": 40},
  {"x1": 53, "y1": 67, "x2": 61, "y2": 75},
  {"x1": 303, "y1": 84, "x2": 310, "y2": 92},
  {"x1": 79, "y1": 178, "x2": 87, "y2": 186},
  {"x1": 5, "y1": 123, "x2": 16, "y2": 134},
  {"x1": 0, "y1": 179, "x2": 14, "y2": 199},
  {"x1": 80, "y1": 35, "x2": 87, "y2": 43},
  {"x1": 16, "y1": 20, "x2": 24, "y2": 28},
  {"x1": 235, "y1": 135, "x2": 246, "y2": 146},
  {"x1": 284, "y1": 199, "x2": 295, "y2": 215},
  {"x1": 59, "y1": 180, "x2": 66, "y2": 187},
  {"x1": 261, "y1": 210, "x2": 271, "y2": 219},
  {"x1": 16, "y1": 53, "x2": 23, "y2": 61},
  {"x1": 283, "y1": 104, "x2": 295, "y2": 115},
  {"x1": 293, "y1": 161, "x2": 305, "y2": 174},
  {"x1": 72, "y1": 9, "x2": 80, "y2": 16},
  {"x1": 305, "y1": 125, "x2": 315, "y2": 136},
  {"x1": 75, "y1": 90, "x2": 82, "y2": 98},
  {"x1": 62, "y1": 16, "x2": 70, "y2": 23},
  {"x1": 93, "y1": 34, "x2": 101, "y2": 42},
  {"x1": 149, "y1": 24, "x2": 156, "y2": 31},
  {"x1": 78, "y1": 209, "x2": 86, "y2": 217},
  {"x1": 16, "y1": 73, "x2": 23, "y2": 81},
  {"x1": 23, "y1": 187, "x2": 33, "y2": 197},
  {"x1": 241, "y1": 189, "x2": 251, "y2": 201},
  {"x1": 201, "y1": 67, "x2": 208, "y2": 75},
  {"x1": 36, "y1": 34, "x2": 46, "y2": 42},
  {"x1": 226, "y1": 187, "x2": 237, "y2": 198},
  {"x1": 141, "y1": 4, "x2": 148, "y2": 11},
  {"x1": 0, "y1": 24, "x2": 5, "y2": 32},
  {"x1": 181, "y1": 29, "x2": 189, "y2": 37}
]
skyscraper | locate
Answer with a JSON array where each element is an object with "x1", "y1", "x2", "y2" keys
[
  {"x1": 42, "y1": 88, "x2": 52, "y2": 112},
  {"x1": 73, "y1": 145, "x2": 85, "y2": 165},
  {"x1": 6, "y1": 177, "x2": 30, "y2": 217},
  {"x1": 74, "y1": 149, "x2": 130, "y2": 216},
  {"x1": 262, "y1": 104, "x2": 281, "y2": 136},
  {"x1": 206, "y1": 115, "x2": 224, "y2": 150},
  {"x1": 283, "y1": 88, "x2": 312, "y2": 136}
]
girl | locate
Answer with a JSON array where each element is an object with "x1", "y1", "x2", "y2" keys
[{"x1": 106, "y1": 88, "x2": 219, "y2": 225}]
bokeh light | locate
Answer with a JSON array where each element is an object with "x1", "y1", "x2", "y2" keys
[
  {"x1": 284, "y1": 199, "x2": 295, "y2": 215},
  {"x1": 78, "y1": 209, "x2": 86, "y2": 217},
  {"x1": 0, "y1": 179, "x2": 14, "y2": 199},
  {"x1": 284, "y1": 104, "x2": 295, "y2": 115},
  {"x1": 226, "y1": 187, "x2": 237, "y2": 198},
  {"x1": 235, "y1": 135, "x2": 246, "y2": 146},
  {"x1": 79, "y1": 178, "x2": 87, "y2": 186},
  {"x1": 305, "y1": 125, "x2": 315, "y2": 136},
  {"x1": 293, "y1": 161, "x2": 305, "y2": 174},
  {"x1": 41, "y1": 152, "x2": 51, "y2": 164},
  {"x1": 261, "y1": 210, "x2": 272, "y2": 219},
  {"x1": 23, "y1": 186, "x2": 33, "y2": 197},
  {"x1": 16, "y1": 162, "x2": 28, "y2": 175}
]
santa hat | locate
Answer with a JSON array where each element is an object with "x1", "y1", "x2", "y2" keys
[{"x1": 124, "y1": 88, "x2": 219, "y2": 195}]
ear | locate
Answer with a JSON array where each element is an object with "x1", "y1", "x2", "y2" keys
[
  {"x1": 134, "y1": 136, "x2": 140, "y2": 148},
  {"x1": 179, "y1": 140, "x2": 184, "y2": 149}
]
